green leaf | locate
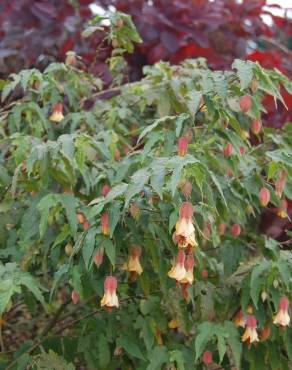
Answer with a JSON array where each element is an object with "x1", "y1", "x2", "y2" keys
[
  {"x1": 169, "y1": 350, "x2": 185, "y2": 370},
  {"x1": 109, "y1": 202, "x2": 121, "y2": 237},
  {"x1": 186, "y1": 91, "x2": 202, "y2": 117},
  {"x1": 60, "y1": 194, "x2": 78, "y2": 236},
  {"x1": 103, "y1": 237, "x2": 116, "y2": 266},
  {"x1": 232, "y1": 59, "x2": 254, "y2": 90},
  {"x1": 195, "y1": 322, "x2": 214, "y2": 361},
  {"x1": 82, "y1": 227, "x2": 97, "y2": 269},
  {"x1": 224, "y1": 321, "x2": 242, "y2": 369},
  {"x1": 250, "y1": 260, "x2": 270, "y2": 308},
  {"x1": 146, "y1": 346, "x2": 168, "y2": 370},
  {"x1": 98, "y1": 335, "x2": 110, "y2": 369},
  {"x1": 117, "y1": 336, "x2": 145, "y2": 361}
]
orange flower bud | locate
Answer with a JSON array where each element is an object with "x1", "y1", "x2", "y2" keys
[
  {"x1": 101, "y1": 185, "x2": 111, "y2": 197},
  {"x1": 185, "y1": 129, "x2": 193, "y2": 142},
  {"x1": 83, "y1": 220, "x2": 90, "y2": 231},
  {"x1": 114, "y1": 148, "x2": 121, "y2": 161},
  {"x1": 179, "y1": 202, "x2": 194, "y2": 219},
  {"x1": 49, "y1": 102, "x2": 64, "y2": 122},
  {"x1": 202, "y1": 351, "x2": 213, "y2": 365},
  {"x1": 201, "y1": 269, "x2": 208, "y2": 279},
  {"x1": 101, "y1": 212, "x2": 110, "y2": 236},
  {"x1": 275, "y1": 170, "x2": 287, "y2": 198},
  {"x1": 239, "y1": 95, "x2": 252, "y2": 113},
  {"x1": 251, "y1": 119, "x2": 262, "y2": 135},
  {"x1": 130, "y1": 202, "x2": 140, "y2": 220},
  {"x1": 226, "y1": 168, "x2": 233, "y2": 178},
  {"x1": 260, "y1": 326, "x2": 271, "y2": 341},
  {"x1": 101, "y1": 276, "x2": 119, "y2": 308},
  {"x1": 177, "y1": 137, "x2": 188, "y2": 157},
  {"x1": 259, "y1": 187, "x2": 270, "y2": 207},
  {"x1": 181, "y1": 181, "x2": 192, "y2": 197},
  {"x1": 77, "y1": 213, "x2": 85, "y2": 224},
  {"x1": 218, "y1": 223, "x2": 226, "y2": 236},
  {"x1": 231, "y1": 224, "x2": 241, "y2": 237},
  {"x1": 277, "y1": 199, "x2": 288, "y2": 218},
  {"x1": 71, "y1": 290, "x2": 80, "y2": 305},
  {"x1": 223, "y1": 142, "x2": 233, "y2": 157},
  {"x1": 94, "y1": 248, "x2": 104, "y2": 268}
]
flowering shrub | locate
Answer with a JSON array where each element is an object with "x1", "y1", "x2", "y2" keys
[{"x1": 0, "y1": 13, "x2": 291, "y2": 370}]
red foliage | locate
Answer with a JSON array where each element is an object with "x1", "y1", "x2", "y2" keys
[{"x1": 1, "y1": 0, "x2": 291, "y2": 124}]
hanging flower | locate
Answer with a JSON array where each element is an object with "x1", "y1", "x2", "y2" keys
[
  {"x1": 218, "y1": 223, "x2": 226, "y2": 236},
  {"x1": 260, "y1": 326, "x2": 271, "y2": 341},
  {"x1": 234, "y1": 310, "x2": 245, "y2": 328},
  {"x1": 181, "y1": 181, "x2": 192, "y2": 197},
  {"x1": 231, "y1": 223, "x2": 241, "y2": 237},
  {"x1": 242, "y1": 315, "x2": 259, "y2": 344},
  {"x1": 71, "y1": 290, "x2": 80, "y2": 304},
  {"x1": 180, "y1": 254, "x2": 194, "y2": 284},
  {"x1": 223, "y1": 142, "x2": 233, "y2": 157},
  {"x1": 49, "y1": 102, "x2": 64, "y2": 122},
  {"x1": 168, "y1": 250, "x2": 187, "y2": 282},
  {"x1": 94, "y1": 248, "x2": 104, "y2": 268},
  {"x1": 122, "y1": 246, "x2": 143, "y2": 275},
  {"x1": 130, "y1": 202, "x2": 140, "y2": 220},
  {"x1": 174, "y1": 202, "x2": 197, "y2": 248},
  {"x1": 101, "y1": 276, "x2": 119, "y2": 308},
  {"x1": 251, "y1": 119, "x2": 262, "y2": 135},
  {"x1": 277, "y1": 199, "x2": 288, "y2": 219},
  {"x1": 202, "y1": 351, "x2": 213, "y2": 365},
  {"x1": 273, "y1": 297, "x2": 290, "y2": 327},
  {"x1": 239, "y1": 95, "x2": 252, "y2": 113},
  {"x1": 101, "y1": 212, "x2": 110, "y2": 236},
  {"x1": 177, "y1": 137, "x2": 188, "y2": 156},
  {"x1": 101, "y1": 185, "x2": 111, "y2": 197},
  {"x1": 275, "y1": 170, "x2": 287, "y2": 198},
  {"x1": 259, "y1": 187, "x2": 270, "y2": 207}
]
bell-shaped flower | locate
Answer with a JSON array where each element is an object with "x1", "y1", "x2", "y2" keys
[
  {"x1": 101, "y1": 212, "x2": 110, "y2": 236},
  {"x1": 174, "y1": 202, "x2": 197, "y2": 248},
  {"x1": 49, "y1": 102, "x2": 64, "y2": 122},
  {"x1": 168, "y1": 250, "x2": 187, "y2": 282},
  {"x1": 273, "y1": 296, "x2": 290, "y2": 327},
  {"x1": 101, "y1": 276, "x2": 119, "y2": 308},
  {"x1": 234, "y1": 310, "x2": 245, "y2": 328},
  {"x1": 241, "y1": 315, "x2": 259, "y2": 344},
  {"x1": 275, "y1": 170, "x2": 287, "y2": 198},
  {"x1": 122, "y1": 246, "x2": 143, "y2": 275},
  {"x1": 180, "y1": 254, "x2": 194, "y2": 285}
]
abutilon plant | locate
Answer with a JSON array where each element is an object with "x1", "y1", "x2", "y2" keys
[{"x1": 0, "y1": 12, "x2": 291, "y2": 369}]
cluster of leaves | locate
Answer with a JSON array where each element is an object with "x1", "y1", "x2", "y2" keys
[{"x1": 0, "y1": 15, "x2": 292, "y2": 370}]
